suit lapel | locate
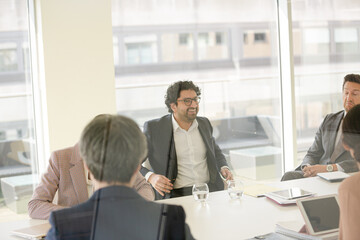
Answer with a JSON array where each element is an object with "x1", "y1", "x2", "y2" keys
[
  {"x1": 330, "y1": 112, "x2": 346, "y2": 162},
  {"x1": 198, "y1": 118, "x2": 215, "y2": 157},
  {"x1": 197, "y1": 118, "x2": 217, "y2": 183},
  {"x1": 69, "y1": 144, "x2": 88, "y2": 204},
  {"x1": 162, "y1": 116, "x2": 177, "y2": 185}
]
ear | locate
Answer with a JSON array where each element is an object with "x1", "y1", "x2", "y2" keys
[
  {"x1": 343, "y1": 143, "x2": 356, "y2": 158},
  {"x1": 130, "y1": 164, "x2": 141, "y2": 179},
  {"x1": 82, "y1": 160, "x2": 95, "y2": 180},
  {"x1": 343, "y1": 143, "x2": 351, "y2": 151},
  {"x1": 129, "y1": 164, "x2": 141, "y2": 186},
  {"x1": 170, "y1": 103, "x2": 177, "y2": 113},
  {"x1": 83, "y1": 159, "x2": 90, "y2": 171},
  {"x1": 134, "y1": 164, "x2": 141, "y2": 173}
]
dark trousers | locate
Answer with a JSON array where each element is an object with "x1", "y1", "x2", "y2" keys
[
  {"x1": 170, "y1": 182, "x2": 219, "y2": 198},
  {"x1": 170, "y1": 186, "x2": 193, "y2": 198}
]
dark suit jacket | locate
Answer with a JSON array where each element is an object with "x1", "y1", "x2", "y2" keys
[
  {"x1": 141, "y1": 114, "x2": 228, "y2": 196},
  {"x1": 46, "y1": 186, "x2": 188, "y2": 240},
  {"x1": 299, "y1": 110, "x2": 358, "y2": 172}
]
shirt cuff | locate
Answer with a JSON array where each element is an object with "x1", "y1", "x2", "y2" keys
[
  {"x1": 221, "y1": 166, "x2": 230, "y2": 171},
  {"x1": 145, "y1": 172, "x2": 154, "y2": 182},
  {"x1": 336, "y1": 164, "x2": 344, "y2": 172}
]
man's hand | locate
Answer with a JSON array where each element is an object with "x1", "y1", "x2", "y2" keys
[
  {"x1": 221, "y1": 168, "x2": 233, "y2": 181},
  {"x1": 148, "y1": 174, "x2": 173, "y2": 196},
  {"x1": 302, "y1": 165, "x2": 327, "y2": 177}
]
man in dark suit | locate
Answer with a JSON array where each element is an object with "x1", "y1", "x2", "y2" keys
[
  {"x1": 46, "y1": 115, "x2": 193, "y2": 240},
  {"x1": 141, "y1": 81, "x2": 233, "y2": 198},
  {"x1": 282, "y1": 74, "x2": 360, "y2": 181}
]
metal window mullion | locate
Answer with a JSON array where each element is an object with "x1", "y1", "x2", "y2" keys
[
  {"x1": 27, "y1": 0, "x2": 50, "y2": 177},
  {"x1": 276, "y1": 0, "x2": 297, "y2": 173}
]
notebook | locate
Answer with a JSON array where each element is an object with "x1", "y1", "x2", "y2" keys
[
  {"x1": 12, "y1": 223, "x2": 50, "y2": 239},
  {"x1": 297, "y1": 195, "x2": 339, "y2": 236}
]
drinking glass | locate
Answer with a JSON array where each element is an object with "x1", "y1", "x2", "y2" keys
[
  {"x1": 227, "y1": 179, "x2": 244, "y2": 199},
  {"x1": 192, "y1": 183, "x2": 209, "y2": 202}
]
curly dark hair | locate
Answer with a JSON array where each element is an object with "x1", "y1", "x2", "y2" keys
[
  {"x1": 342, "y1": 104, "x2": 360, "y2": 162},
  {"x1": 165, "y1": 81, "x2": 201, "y2": 113},
  {"x1": 342, "y1": 74, "x2": 360, "y2": 89}
]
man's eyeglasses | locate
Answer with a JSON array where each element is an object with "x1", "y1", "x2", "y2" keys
[{"x1": 177, "y1": 97, "x2": 201, "y2": 106}]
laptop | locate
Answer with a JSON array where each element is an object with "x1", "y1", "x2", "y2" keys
[
  {"x1": 12, "y1": 223, "x2": 50, "y2": 239},
  {"x1": 297, "y1": 195, "x2": 339, "y2": 236}
]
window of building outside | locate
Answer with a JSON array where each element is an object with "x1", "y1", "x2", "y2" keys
[
  {"x1": 162, "y1": 33, "x2": 194, "y2": 62},
  {"x1": 124, "y1": 35, "x2": 158, "y2": 64},
  {"x1": 0, "y1": 0, "x2": 37, "y2": 222},
  {"x1": 243, "y1": 30, "x2": 272, "y2": 58},
  {"x1": 111, "y1": 0, "x2": 283, "y2": 182},
  {"x1": 198, "y1": 31, "x2": 229, "y2": 61},
  {"x1": 215, "y1": 32, "x2": 224, "y2": 45},
  {"x1": 303, "y1": 28, "x2": 330, "y2": 56},
  {"x1": 179, "y1": 33, "x2": 190, "y2": 45},
  {"x1": 334, "y1": 28, "x2": 359, "y2": 54},
  {"x1": 0, "y1": 43, "x2": 18, "y2": 72},
  {"x1": 292, "y1": 0, "x2": 360, "y2": 163},
  {"x1": 254, "y1": 32, "x2": 267, "y2": 43}
]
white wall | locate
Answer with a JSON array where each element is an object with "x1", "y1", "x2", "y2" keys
[{"x1": 35, "y1": 0, "x2": 116, "y2": 158}]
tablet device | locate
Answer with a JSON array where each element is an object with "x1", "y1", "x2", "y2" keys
[
  {"x1": 317, "y1": 172, "x2": 350, "y2": 182},
  {"x1": 267, "y1": 187, "x2": 313, "y2": 200},
  {"x1": 12, "y1": 223, "x2": 50, "y2": 239},
  {"x1": 297, "y1": 194, "x2": 339, "y2": 236}
]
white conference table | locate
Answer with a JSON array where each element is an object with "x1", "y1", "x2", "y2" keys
[
  {"x1": 0, "y1": 176, "x2": 341, "y2": 240},
  {"x1": 159, "y1": 176, "x2": 341, "y2": 240}
]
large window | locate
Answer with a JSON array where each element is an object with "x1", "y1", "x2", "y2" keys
[
  {"x1": 111, "y1": 0, "x2": 360, "y2": 180},
  {"x1": 0, "y1": 0, "x2": 37, "y2": 220},
  {"x1": 112, "y1": 0, "x2": 283, "y2": 181},
  {"x1": 292, "y1": 0, "x2": 360, "y2": 163}
]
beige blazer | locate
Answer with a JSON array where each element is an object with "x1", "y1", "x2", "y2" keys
[
  {"x1": 28, "y1": 144, "x2": 154, "y2": 220},
  {"x1": 338, "y1": 172, "x2": 360, "y2": 240}
]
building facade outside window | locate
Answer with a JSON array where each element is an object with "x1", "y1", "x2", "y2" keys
[{"x1": 0, "y1": 0, "x2": 37, "y2": 221}]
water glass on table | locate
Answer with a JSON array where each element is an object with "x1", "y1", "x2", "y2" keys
[
  {"x1": 227, "y1": 179, "x2": 244, "y2": 199},
  {"x1": 192, "y1": 183, "x2": 209, "y2": 202}
]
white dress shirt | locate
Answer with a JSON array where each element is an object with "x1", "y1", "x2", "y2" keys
[{"x1": 171, "y1": 115, "x2": 210, "y2": 188}]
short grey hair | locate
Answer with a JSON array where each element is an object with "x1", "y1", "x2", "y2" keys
[{"x1": 79, "y1": 114, "x2": 147, "y2": 183}]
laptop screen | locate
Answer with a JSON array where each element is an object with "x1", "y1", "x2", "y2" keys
[{"x1": 300, "y1": 196, "x2": 339, "y2": 233}]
